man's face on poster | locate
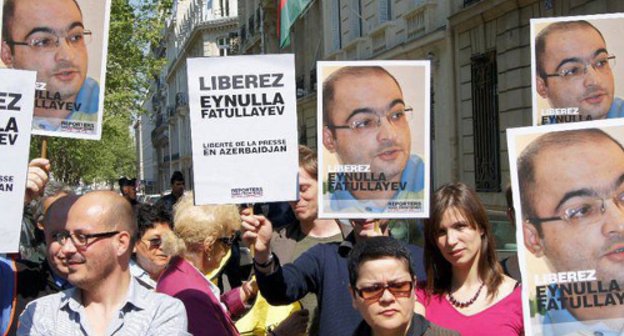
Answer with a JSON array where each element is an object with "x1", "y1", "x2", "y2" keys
[
  {"x1": 525, "y1": 137, "x2": 624, "y2": 286},
  {"x1": 322, "y1": 72, "x2": 412, "y2": 183},
  {"x1": 536, "y1": 25, "x2": 615, "y2": 120},
  {"x1": 1, "y1": 0, "x2": 88, "y2": 103}
]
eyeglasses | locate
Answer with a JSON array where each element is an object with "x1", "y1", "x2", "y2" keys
[
  {"x1": 326, "y1": 107, "x2": 413, "y2": 134},
  {"x1": 527, "y1": 190, "x2": 624, "y2": 226},
  {"x1": 217, "y1": 233, "x2": 238, "y2": 247},
  {"x1": 141, "y1": 237, "x2": 162, "y2": 249},
  {"x1": 354, "y1": 280, "x2": 414, "y2": 301},
  {"x1": 7, "y1": 29, "x2": 92, "y2": 52},
  {"x1": 52, "y1": 230, "x2": 119, "y2": 248},
  {"x1": 544, "y1": 55, "x2": 616, "y2": 80}
]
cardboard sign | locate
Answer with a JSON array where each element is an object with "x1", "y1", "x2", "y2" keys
[
  {"x1": 317, "y1": 61, "x2": 430, "y2": 219},
  {"x1": 0, "y1": 69, "x2": 36, "y2": 253},
  {"x1": 531, "y1": 13, "x2": 624, "y2": 125},
  {"x1": 508, "y1": 118, "x2": 624, "y2": 335},
  {"x1": 187, "y1": 54, "x2": 298, "y2": 205},
  {"x1": 1, "y1": 0, "x2": 111, "y2": 139}
]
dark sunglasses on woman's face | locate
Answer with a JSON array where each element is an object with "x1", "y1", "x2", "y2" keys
[{"x1": 354, "y1": 280, "x2": 414, "y2": 301}]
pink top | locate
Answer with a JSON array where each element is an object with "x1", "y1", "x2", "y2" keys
[{"x1": 415, "y1": 284, "x2": 524, "y2": 336}]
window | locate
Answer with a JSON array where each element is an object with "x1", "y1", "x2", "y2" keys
[{"x1": 471, "y1": 51, "x2": 500, "y2": 192}]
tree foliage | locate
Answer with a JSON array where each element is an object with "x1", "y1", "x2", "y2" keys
[{"x1": 30, "y1": 0, "x2": 172, "y2": 186}]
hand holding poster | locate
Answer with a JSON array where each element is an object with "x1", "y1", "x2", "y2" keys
[
  {"x1": 0, "y1": 68, "x2": 35, "y2": 253},
  {"x1": 508, "y1": 119, "x2": 624, "y2": 335},
  {"x1": 1, "y1": 0, "x2": 111, "y2": 139},
  {"x1": 531, "y1": 13, "x2": 624, "y2": 125},
  {"x1": 317, "y1": 61, "x2": 430, "y2": 219},
  {"x1": 187, "y1": 54, "x2": 298, "y2": 205}
]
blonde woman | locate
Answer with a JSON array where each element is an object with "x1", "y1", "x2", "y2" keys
[{"x1": 157, "y1": 193, "x2": 255, "y2": 336}]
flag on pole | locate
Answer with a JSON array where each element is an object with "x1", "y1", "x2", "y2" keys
[{"x1": 278, "y1": 0, "x2": 313, "y2": 48}]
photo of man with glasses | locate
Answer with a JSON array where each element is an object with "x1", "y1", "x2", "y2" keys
[
  {"x1": 533, "y1": 16, "x2": 624, "y2": 125},
  {"x1": 319, "y1": 62, "x2": 429, "y2": 218},
  {"x1": 1, "y1": 0, "x2": 106, "y2": 137},
  {"x1": 511, "y1": 123, "x2": 624, "y2": 335}
]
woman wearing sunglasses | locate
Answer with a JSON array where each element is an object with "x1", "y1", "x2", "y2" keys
[
  {"x1": 415, "y1": 183, "x2": 523, "y2": 336},
  {"x1": 130, "y1": 204, "x2": 173, "y2": 289},
  {"x1": 156, "y1": 193, "x2": 256, "y2": 336},
  {"x1": 348, "y1": 236, "x2": 458, "y2": 336}
]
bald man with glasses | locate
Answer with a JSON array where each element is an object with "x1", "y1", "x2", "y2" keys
[
  {"x1": 1, "y1": 0, "x2": 99, "y2": 131},
  {"x1": 18, "y1": 191, "x2": 190, "y2": 335},
  {"x1": 322, "y1": 66, "x2": 425, "y2": 214}
]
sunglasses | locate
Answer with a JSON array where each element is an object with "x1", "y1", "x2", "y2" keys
[
  {"x1": 217, "y1": 233, "x2": 238, "y2": 247},
  {"x1": 354, "y1": 280, "x2": 414, "y2": 301},
  {"x1": 141, "y1": 237, "x2": 162, "y2": 249}
]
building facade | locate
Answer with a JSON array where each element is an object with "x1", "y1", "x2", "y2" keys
[
  {"x1": 139, "y1": 0, "x2": 239, "y2": 194},
  {"x1": 238, "y1": 0, "x2": 624, "y2": 212}
]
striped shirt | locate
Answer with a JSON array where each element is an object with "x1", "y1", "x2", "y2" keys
[{"x1": 17, "y1": 276, "x2": 190, "y2": 335}]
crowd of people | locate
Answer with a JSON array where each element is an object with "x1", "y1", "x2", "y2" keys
[{"x1": 0, "y1": 145, "x2": 525, "y2": 336}]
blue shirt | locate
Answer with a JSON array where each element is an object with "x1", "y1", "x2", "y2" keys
[
  {"x1": 18, "y1": 276, "x2": 190, "y2": 336},
  {"x1": 328, "y1": 154, "x2": 425, "y2": 213},
  {"x1": 33, "y1": 77, "x2": 100, "y2": 131},
  {"x1": 606, "y1": 97, "x2": 624, "y2": 119},
  {"x1": 0, "y1": 255, "x2": 15, "y2": 335},
  {"x1": 540, "y1": 287, "x2": 623, "y2": 336}
]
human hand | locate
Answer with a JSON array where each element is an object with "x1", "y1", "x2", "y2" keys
[
  {"x1": 24, "y1": 158, "x2": 50, "y2": 205},
  {"x1": 240, "y1": 207, "x2": 273, "y2": 263},
  {"x1": 272, "y1": 309, "x2": 309, "y2": 336},
  {"x1": 240, "y1": 278, "x2": 259, "y2": 304}
]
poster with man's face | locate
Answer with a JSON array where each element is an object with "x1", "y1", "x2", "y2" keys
[
  {"x1": 1, "y1": 0, "x2": 110, "y2": 139},
  {"x1": 508, "y1": 118, "x2": 624, "y2": 335},
  {"x1": 317, "y1": 61, "x2": 430, "y2": 219},
  {"x1": 531, "y1": 13, "x2": 624, "y2": 126}
]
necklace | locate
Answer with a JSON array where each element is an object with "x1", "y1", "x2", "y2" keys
[{"x1": 447, "y1": 283, "x2": 484, "y2": 308}]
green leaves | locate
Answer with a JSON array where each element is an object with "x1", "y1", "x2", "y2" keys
[{"x1": 30, "y1": 0, "x2": 170, "y2": 186}]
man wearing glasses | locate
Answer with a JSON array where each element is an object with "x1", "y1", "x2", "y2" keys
[
  {"x1": 348, "y1": 236, "x2": 457, "y2": 336},
  {"x1": 1, "y1": 0, "x2": 99, "y2": 131},
  {"x1": 322, "y1": 66, "x2": 425, "y2": 213},
  {"x1": 535, "y1": 20, "x2": 623, "y2": 123},
  {"x1": 517, "y1": 128, "x2": 624, "y2": 335},
  {"x1": 18, "y1": 191, "x2": 190, "y2": 335}
]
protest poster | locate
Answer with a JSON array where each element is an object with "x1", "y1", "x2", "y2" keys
[
  {"x1": 1, "y1": 0, "x2": 111, "y2": 139},
  {"x1": 187, "y1": 54, "x2": 298, "y2": 205},
  {"x1": 0, "y1": 69, "x2": 35, "y2": 253},
  {"x1": 317, "y1": 61, "x2": 430, "y2": 219},
  {"x1": 508, "y1": 118, "x2": 624, "y2": 335},
  {"x1": 531, "y1": 13, "x2": 624, "y2": 126}
]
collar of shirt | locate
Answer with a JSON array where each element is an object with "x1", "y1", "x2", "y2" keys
[
  {"x1": 129, "y1": 259, "x2": 157, "y2": 290},
  {"x1": 329, "y1": 154, "x2": 424, "y2": 212},
  {"x1": 607, "y1": 97, "x2": 624, "y2": 119},
  {"x1": 60, "y1": 275, "x2": 147, "y2": 316},
  {"x1": 187, "y1": 260, "x2": 228, "y2": 313}
]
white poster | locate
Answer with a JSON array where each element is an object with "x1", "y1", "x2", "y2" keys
[
  {"x1": 0, "y1": 69, "x2": 35, "y2": 253},
  {"x1": 531, "y1": 13, "x2": 624, "y2": 125},
  {"x1": 187, "y1": 54, "x2": 298, "y2": 205},
  {"x1": 316, "y1": 61, "x2": 431, "y2": 219},
  {"x1": 508, "y1": 118, "x2": 624, "y2": 335},
  {"x1": 1, "y1": 0, "x2": 111, "y2": 139}
]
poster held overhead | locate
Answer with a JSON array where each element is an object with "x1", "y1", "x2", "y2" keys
[
  {"x1": 508, "y1": 118, "x2": 624, "y2": 335},
  {"x1": 317, "y1": 61, "x2": 430, "y2": 219},
  {"x1": 187, "y1": 54, "x2": 298, "y2": 205},
  {"x1": 0, "y1": 68, "x2": 36, "y2": 253},
  {"x1": 1, "y1": 0, "x2": 111, "y2": 140},
  {"x1": 531, "y1": 13, "x2": 624, "y2": 126}
]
